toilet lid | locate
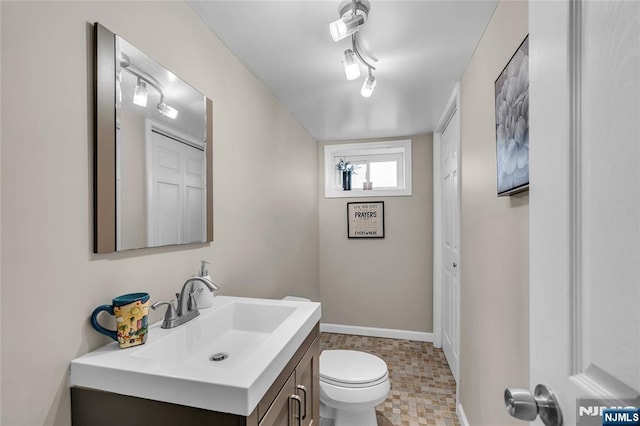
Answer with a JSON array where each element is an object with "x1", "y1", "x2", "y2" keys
[{"x1": 320, "y1": 350, "x2": 388, "y2": 386}]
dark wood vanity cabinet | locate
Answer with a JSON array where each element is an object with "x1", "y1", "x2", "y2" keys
[
  {"x1": 71, "y1": 324, "x2": 319, "y2": 426},
  {"x1": 296, "y1": 336, "x2": 319, "y2": 426},
  {"x1": 259, "y1": 334, "x2": 319, "y2": 426}
]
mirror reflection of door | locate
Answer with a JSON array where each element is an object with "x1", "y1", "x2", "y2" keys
[
  {"x1": 114, "y1": 34, "x2": 208, "y2": 251},
  {"x1": 146, "y1": 123, "x2": 206, "y2": 247}
]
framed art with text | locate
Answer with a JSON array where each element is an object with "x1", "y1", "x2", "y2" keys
[{"x1": 347, "y1": 202, "x2": 384, "y2": 239}]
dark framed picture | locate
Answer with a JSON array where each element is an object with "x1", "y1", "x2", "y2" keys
[
  {"x1": 347, "y1": 202, "x2": 384, "y2": 239},
  {"x1": 495, "y1": 35, "x2": 529, "y2": 196}
]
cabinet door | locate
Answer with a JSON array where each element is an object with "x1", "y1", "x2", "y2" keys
[
  {"x1": 259, "y1": 373, "x2": 296, "y2": 426},
  {"x1": 295, "y1": 338, "x2": 319, "y2": 426}
]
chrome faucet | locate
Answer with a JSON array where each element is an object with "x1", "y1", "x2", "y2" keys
[{"x1": 151, "y1": 277, "x2": 220, "y2": 329}]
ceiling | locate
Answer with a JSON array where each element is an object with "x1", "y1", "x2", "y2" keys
[{"x1": 188, "y1": 0, "x2": 497, "y2": 141}]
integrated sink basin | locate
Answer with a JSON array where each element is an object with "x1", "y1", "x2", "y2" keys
[
  {"x1": 133, "y1": 302, "x2": 296, "y2": 366},
  {"x1": 70, "y1": 296, "x2": 321, "y2": 416}
]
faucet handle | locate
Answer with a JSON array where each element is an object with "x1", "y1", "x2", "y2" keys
[
  {"x1": 187, "y1": 288, "x2": 201, "y2": 311},
  {"x1": 151, "y1": 300, "x2": 178, "y2": 325}
]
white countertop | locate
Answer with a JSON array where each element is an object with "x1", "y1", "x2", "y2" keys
[{"x1": 70, "y1": 296, "x2": 321, "y2": 416}]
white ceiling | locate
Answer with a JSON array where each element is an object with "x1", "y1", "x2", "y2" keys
[{"x1": 188, "y1": 0, "x2": 497, "y2": 141}]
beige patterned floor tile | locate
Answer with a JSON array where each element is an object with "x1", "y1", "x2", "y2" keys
[{"x1": 320, "y1": 333, "x2": 460, "y2": 426}]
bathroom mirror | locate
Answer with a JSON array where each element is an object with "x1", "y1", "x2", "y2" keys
[{"x1": 94, "y1": 23, "x2": 213, "y2": 253}]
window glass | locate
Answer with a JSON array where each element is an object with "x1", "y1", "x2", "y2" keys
[
  {"x1": 351, "y1": 163, "x2": 367, "y2": 190},
  {"x1": 370, "y1": 161, "x2": 397, "y2": 188}
]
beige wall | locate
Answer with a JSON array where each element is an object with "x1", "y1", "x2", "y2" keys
[
  {"x1": 458, "y1": 1, "x2": 529, "y2": 425},
  {"x1": 0, "y1": 2, "x2": 318, "y2": 425},
  {"x1": 318, "y1": 135, "x2": 433, "y2": 332}
]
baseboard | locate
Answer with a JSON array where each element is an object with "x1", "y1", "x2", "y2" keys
[
  {"x1": 457, "y1": 402, "x2": 470, "y2": 426},
  {"x1": 320, "y1": 323, "x2": 433, "y2": 342}
]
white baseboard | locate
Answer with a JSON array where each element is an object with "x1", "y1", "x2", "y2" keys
[
  {"x1": 320, "y1": 323, "x2": 433, "y2": 342},
  {"x1": 457, "y1": 402, "x2": 470, "y2": 426}
]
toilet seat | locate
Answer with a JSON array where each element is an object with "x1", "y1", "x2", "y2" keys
[{"x1": 320, "y1": 350, "x2": 388, "y2": 388}]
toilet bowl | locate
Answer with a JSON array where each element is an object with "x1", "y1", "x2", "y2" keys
[
  {"x1": 319, "y1": 350, "x2": 390, "y2": 426},
  {"x1": 282, "y1": 297, "x2": 391, "y2": 426}
]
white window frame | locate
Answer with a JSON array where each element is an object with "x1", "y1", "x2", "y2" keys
[{"x1": 324, "y1": 139, "x2": 412, "y2": 198}]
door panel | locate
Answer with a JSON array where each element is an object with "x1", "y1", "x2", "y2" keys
[
  {"x1": 183, "y1": 150, "x2": 206, "y2": 243},
  {"x1": 185, "y1": 186, "x2": 204, "y2": 243},
  {"x1": 441, "y1": 110, "x2": 460, "y2": 382},
  {"x1": 529, "y1": 1, "x2": 639, "y2": 425},
  {"x1": 155, "y1": 182, "x2": 180, "y2": 246},
  {"x1": 148, "y1": 130, "x2": 206, "y2": 246},
  {"x1": 580, "y1": 0, "x2": 639, "y2": 394}
]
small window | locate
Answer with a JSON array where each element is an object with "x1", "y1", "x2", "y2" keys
[{"x1": 324, "y1": 140, "x2": 412, "y2": 198}]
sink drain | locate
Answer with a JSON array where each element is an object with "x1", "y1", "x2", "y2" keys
[{"x1": 210, "y1": 352, "x2": 229, "y2": 362}]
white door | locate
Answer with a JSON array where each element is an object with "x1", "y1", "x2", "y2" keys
[
  {"x1": 148, "y1": 130, "x2": 206, "y2": 247},
  {"x1": 183, "y1": 146, "x2": 207, "y2": 244},
  {"x1": 509, "y1": 2, "x2": 640, "y2": 425},
  {"x1": 149, "y1": 131, "x2": 183, "y2": 247},
  {"x1": 441, "y1": 108, "x2": 460, "y2": 382}
]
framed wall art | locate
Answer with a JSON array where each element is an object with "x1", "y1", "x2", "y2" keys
[
  {"x1": 495, "y1": 35, "x2": 529, "y2": 196},
  {"x1": 347, "y1": 202, "x2": 384, "y2": 239}
]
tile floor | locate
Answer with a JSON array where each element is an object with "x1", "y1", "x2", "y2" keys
[{"x1": 319, "y1": 333, "x2": 460, "y2": 426}]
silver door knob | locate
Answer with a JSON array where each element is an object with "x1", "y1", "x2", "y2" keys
[{"x1": 504, "y1": 384, "x2": 563, "y2": 426}]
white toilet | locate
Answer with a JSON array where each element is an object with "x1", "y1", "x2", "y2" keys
[
  {"x1": 282, "y1": 297, "x2": 391, "y2": 426},
  {"x1": 319, "y1": 349, "x2": 390, "y2": 426}
]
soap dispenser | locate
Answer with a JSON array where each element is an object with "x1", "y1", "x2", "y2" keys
[{"x1": 192, "y1": 260, "x2": 215, "y2": 309}]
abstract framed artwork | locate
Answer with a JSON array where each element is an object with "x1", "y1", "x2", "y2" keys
[{"x1": 495, "y1": 35, "x2": 529, "y2": 196}]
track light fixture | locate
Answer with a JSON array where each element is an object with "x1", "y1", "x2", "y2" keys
[
  {"x1": 133, "y1": 78, "x2": 148, "y2": 107},
  {"x1": 330, "y1": 0, "x2": 377, "y2": 98},
  {"x1": 330, "y1": 13, "x2": 364, "y2": 42},
  {"x1": 158, "y1": 96, "x2": 179, "y2": 119},
  {"x1": 360, "y1": 69, "x2": 376, "y2": 98},
  {"x1": 329, "y1": 0, "x2": 369, "y2": 41},
  {"x1": 121, "y1": 63, "x2": 179, "y2": 119},
  {"x1": 343, "y1": 49, "x2": 360, "y2": 80}
]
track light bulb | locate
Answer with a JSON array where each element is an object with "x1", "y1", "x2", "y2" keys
[
  {"x1": 133, "y1": 79, "x2": 148, "y2": 107},
  {"x1": 158, "y1": 102, "x2": 178, "y2": 119},
  {"x1": 329, "y1": 14, "x2": 364, "y2": 42},
  {"x1": 343, "y1": 49, "x2": 360, "y2": 80},
  {"x1": 361, "y1": 73, "x2": 376, "y2": 98}
]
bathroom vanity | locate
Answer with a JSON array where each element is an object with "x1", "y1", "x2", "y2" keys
[{"x1": 71, "y1": 297, "x2": 321, "y2": 426}]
